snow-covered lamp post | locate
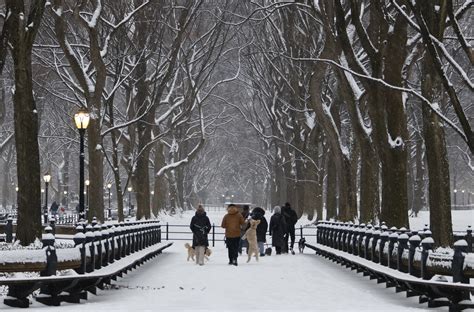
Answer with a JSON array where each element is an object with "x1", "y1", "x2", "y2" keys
[
  {"x1": 107, "y1": 183, "x2": 112, "y2": 219},
  {"x1": 127, "y1": 186, "x2": 132, "y2": 217},
  {"x1": 43, "y1": 172, "x2": 51, "y2": 224},
  {"x1": 74, "y1": 108, "x2": 90, "y2": 221},
  {"x1": 85, "y1": 179, "x2": 90, "y2": 219}
]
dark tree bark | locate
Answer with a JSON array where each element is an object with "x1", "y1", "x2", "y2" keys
[
  {"x1": 417, "y1": 1, "x2": 453, "y2": 246},
  {"x1": 152, "y1": 141, "x2": 168, "y2": 216},
  {"x1": 325, "y1": 154, "x2": 338, "y2": 220},
  {"x1": 8, "y1": 0, "x2": 47, "y2": 245}
]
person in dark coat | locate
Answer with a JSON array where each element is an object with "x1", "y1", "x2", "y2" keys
[
  {"x1": 50, "y1": 201, "x2": 59, "y2": 216},
  {"x1": 251, "y1": 207, "x2": 268, "y2": 256},
  {"x1": 190, "y1": 204, "x2": 211, "y2": 265},
  {"x1": 269, "y1": 205, "x2": 286, "y2": 255},
  {"x1": 282, "y1": 202, "x2": 298, "y2": 254}
]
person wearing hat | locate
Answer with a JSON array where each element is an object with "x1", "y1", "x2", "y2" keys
[{"x1": 190, "y1": 204, "x2": 211, "y2": 265}]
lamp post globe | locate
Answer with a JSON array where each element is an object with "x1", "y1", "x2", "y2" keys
[
  {"x1": 74, "y1": 108, "x2": 90, "y2": 221},
  {"x1": 43, "y1": 173, "x2": 51, "y2": 224}
]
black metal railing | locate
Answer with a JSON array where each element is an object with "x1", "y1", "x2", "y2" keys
[
  {"x1": 309, "y1": 221, "x2": 474, "y2": 311},
  {"x1": 161, "y1": 222, "x2": 318, "y2": 247},
  {"x1": 0, "y1": 219, "x2": 171, "y2": 308}
]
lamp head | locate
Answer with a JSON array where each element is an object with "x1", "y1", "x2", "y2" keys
[
  {"x1": 74, "y1": 108, "x2": 90, "y2": 130},
  {"x1": 43, "y1": 172, "x2": 51, "y2": 183}
]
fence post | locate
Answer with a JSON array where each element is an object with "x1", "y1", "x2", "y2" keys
[
  {"x1": 86, "y1": 224, "x2": 95, "y2": 273},
  {"x1": 466, "y1": 226, "x2": 472, "y2": 252},
  {"x1": 212, "y1": 223, "x2": 215, "y2": 247},
  {"x1": 408, "y1": 234, "x2": 421, "y2": 277},
  {"x1": 371, "y1": 229, "x2": 380, "y2": 262},
  {"x1": 452, "y1": 239, "x2": 469, "y2": 302},
  {"x1": 41, "y1": 226, "x2": 57, "y2": 276},
  {"x1": 73, "y1": 224, "x2": 86, "y2": 274},
  {"x1": 94, "y1": 223, "x2": 103, "y2": 270},
  {"x1": 397, "y1": 233, "x2": 409, "y2": 273},
  {"x1": 49, "y1": 218, "x2": 56, "y2": 235},
  {"x1": 101, "y1": 224, "x2": 109, "y2": 267},
  {"x1": 166, "y1": 222, "x2": 169, "y2": 241},
  {"x1": 379, "y1": 232, "x2": 389, "y2": 265},
  {"x1": 420, "y1": 237, "x2": 434, "y2": 280},
  {"x1": 300, "y1": 225, "x2": 303, "y2": 239}
]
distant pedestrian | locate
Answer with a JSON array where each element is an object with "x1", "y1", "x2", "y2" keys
[
  {"x1": 190, "y1": 204, "x2": 211, "y2": 265},
  {"x1": 50, "y1": 201, "x2": 59, "y2": 216},
  {"x1": 251, "y1": 207, "x2": 268, "y2": 256},
  {"x1": 282, "y1": 202, "x2": 298, "y2": 254},
  {"x1": 269, "y1": 205, "x2": 286, "y2": 255},
  {"x1": 221, "y1": 204, "x2": 245, "y2": 266}
]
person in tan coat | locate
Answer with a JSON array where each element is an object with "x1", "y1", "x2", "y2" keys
[{"x1": 221, "y1": 204, "x2": 245, "y2": 266}]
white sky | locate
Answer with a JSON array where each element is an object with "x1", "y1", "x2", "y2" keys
[{"x1": 1, "y1": 208, "x2": 472, "y2": 311}]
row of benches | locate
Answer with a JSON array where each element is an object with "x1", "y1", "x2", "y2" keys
[{"x1": 0, "y1": 220, "x2": 171, "y2": 308}]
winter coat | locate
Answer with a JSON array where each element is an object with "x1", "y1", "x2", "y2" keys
[
  {"x1": 221, "y1": 206, "x2": 245, "y2": 238},
  {"x1": 190, "y1": 211, "x2": 211, "y2": 247},
  {"x1": 269, "y1": 212, "x2": 286, "y2": 247},
  {"x1": 251, "y1": 207, "x2": 268, "y2": 243},
  {"x1": 282, "y1": 204, "x2": 297, "y2": 231}
]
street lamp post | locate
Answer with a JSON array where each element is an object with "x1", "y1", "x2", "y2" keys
[
  {"x1": 462, "y1": 190, "x2": 465, "y2": 206},
  {"x1": 64, "y1": 190, "x2": 68, "y2": 210},
  {"x1": 85, "y1": 179, "x2": 90, "y2": 219},
  {"x1": 15, "y1": 186, "x2": 18, "y2": 213},
  {"x1": 74, "y1": 108, "x2": 90, "y2": 221},
  {"x1": 107, "y1": 183, "x2": 112, "y2": 219},
  {"x1": 43, "y1": 173, "x2": 51, "y2": 224},
  {"x1": 454, "y1": 189, "x2": 457, "y2": 207},
  {"x1": 127, "y1": 186, "x2": 132, "y2": 217}
]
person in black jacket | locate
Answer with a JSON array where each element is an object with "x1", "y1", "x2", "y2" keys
[
  {"x1": 190, "y1": 205, "x2": 211, "y2": 265},
  {"x1": 250, "y1": 207, "x2": 268, "y2": 257},
  {"x1": 269, "y1": 206, "x2": 286, "y2": 255},
  {"x1": 282, "y1": 202, "x2": 298, "y2": 254}
]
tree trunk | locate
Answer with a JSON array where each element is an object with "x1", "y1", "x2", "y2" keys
[
  {"x1": 9, "y1": 0, "x2": 47, "y2": 245},
  {"x1": 152, "y1": 141, "x2": 168, "y2": 216},
  {"x1": 326, "y1": 155, "x2": 338, "y2": 220},
  {"x1": 359, "y1": 141, "x2": 379, "y2": 223},
  {"x1": 378, "y1": 12, "x2": 409, "y2": 228},
  {"x1": 418, "y1": 1, "x2": 453, "y2": 246},
  {"x1": 411, "y1": 137, "x2": 425, "y2": 217},
  {"x1": 87, "y1": 119, "x2": 104, "y2": 222}
]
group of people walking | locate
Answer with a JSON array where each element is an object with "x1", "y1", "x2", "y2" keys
[{"x1": 189, "y1": 202, "x2": 298, "y2": 266}]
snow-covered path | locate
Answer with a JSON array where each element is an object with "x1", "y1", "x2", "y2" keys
[{"x1": 3, "y1": 209, "x2": 462, "y2": 312}]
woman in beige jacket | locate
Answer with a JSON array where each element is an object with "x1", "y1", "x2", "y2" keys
[{"x1": 221, "y1": 204, "x2": 245, "y2": 266}]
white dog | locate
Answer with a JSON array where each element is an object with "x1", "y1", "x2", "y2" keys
[
  {"x1": 241, "y1": 219, "x2": 261, "y2": 263},
  {"x1": 184, "y1": 243, "x2": 212, "y2": 261}
]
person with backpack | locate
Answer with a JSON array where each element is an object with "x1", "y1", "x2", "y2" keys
[
  {"x1": 282, "y1": 202, "x2": 298, "y2": 254},
  {"x1": 269, "y1": 206, "x2": 286, "y2": 255}
]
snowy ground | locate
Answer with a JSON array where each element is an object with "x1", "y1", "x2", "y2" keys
[{"x1": 2, "y1": 208, "x2": 472, "y2": 311}]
